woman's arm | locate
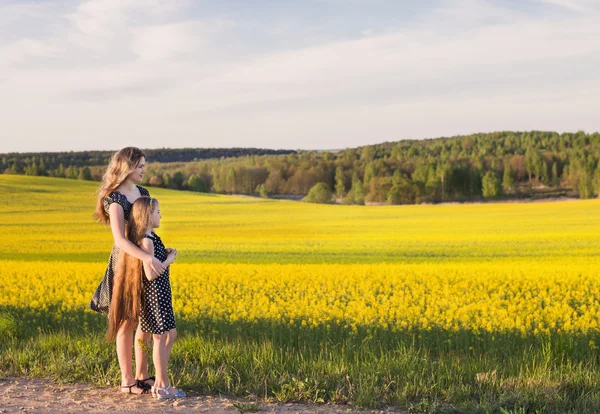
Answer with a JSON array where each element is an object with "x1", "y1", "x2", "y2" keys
[
  {"x1": 140, "y1": 238, "x2": 176, "y2": 281},
  {"x1": 140, "y1": 238, "x2": 158, "y2": 281},
  {"x1": 108, "y1": 203, "x2": 166, "y2": 274}
]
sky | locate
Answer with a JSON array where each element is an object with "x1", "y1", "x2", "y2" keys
[{"x1": 0, "y1": 0, "x2": 599, "y2": 153}]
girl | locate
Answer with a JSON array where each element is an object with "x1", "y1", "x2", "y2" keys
[
  {"x1": 107, "y1": 196, "x2": 185, "y2": 399},
  {"x1": 91, "y1": 147, "x2": 166, "y2": 394}
]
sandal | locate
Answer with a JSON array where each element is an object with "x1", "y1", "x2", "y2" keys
[
  {"x1": 121, "y1": 383, "x2": 147, "y2": 395},
  {"x1": 137, "y1": 376, "x2": 155, "y2": 390},
  {"x1": 151, "y1": 384, "x2": 186, "y2": 399},
  {"x1": 135, "y1": 379, "x2": 152, "y2": 394}
]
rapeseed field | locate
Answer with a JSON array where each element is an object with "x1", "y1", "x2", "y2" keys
[{"x1": 2, "y1": 174, "x2": 600, "y2": 412}]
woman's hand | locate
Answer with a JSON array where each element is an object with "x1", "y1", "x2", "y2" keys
[
  {"x1": 150, "y1": 256, "x2": 166, "y2": 275},
  {"x1": 167, "y1": 249, "x2": 178, "y2": 263}
]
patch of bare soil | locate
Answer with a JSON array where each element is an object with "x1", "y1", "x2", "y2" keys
[{"x1": 0, "y1": 377, "x2": 404, "y2": 414}]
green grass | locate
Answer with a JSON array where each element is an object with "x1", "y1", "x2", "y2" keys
[{"x1": 3, "y1": 175, "x2": 600, "y2": 412}]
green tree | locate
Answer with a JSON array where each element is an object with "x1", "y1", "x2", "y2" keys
[
  {"x1": 594, "y1": 167, "x2": 600, "y2": 198},
  {"x1": 225, "y1": 168, "x2": 237, "y2": 193},
  {"x1": 334, "y1": 166, "x2": 345, "y2": 198},
  {"x1": 149, "y1": 175, "x2": 164, "y2": 187},
  {"x1": 256, "y1": 183, "x2": 268, "y2": 198},
  {"x1": 438, "y1": 162, "x2": 451, "y2": 202},
  {"x1": 162, "y1": 173, "x2": 171, "y2": 188},
  {"x1": 39, "y1": 158, "x2": 47, "y2": 176},
  {"x1": 25, "y1": 162, "x2": 39, "y2": 176},
  {"x1": 525, "y1": 146, "x2": 536, "y2": 182},
  {"x1": 363, "y1": 162, "x2": 376, "y2": 186},
  {"x1": 187, "y1": 174, "x2": 205, "y2": 192},
  {"x1": 172, "y1": 171, "x2": 185, "y2": 189},
  {"x1": 551, "y1": 162, "x2": 559, "y2": 187},
  {"x1": 387, "y1": 175, "x2": 418, "y2": 205},
  {"x1": 342, "y1": 172, "x2": 365, "y2": 205},
  {"x1": 303, "y1": 182, "x2": 333, "y2": 204},
  {"x1": 540, "y1": 161, "x2": 550, "y2": 186},
  {"x1": 482, "y1": 171, "x2": 501, "y2": 199},
  {"x1": 502, "y1": 162, "x2": 514, "y2": 192},
  {"x1": 67, "y1": 165, "x2": 78, "y2": 179},
  {"x1": 78, "y1": 166, "x2": 92, "y2": 180},
  {"x1": 57, "y1": 163, "x2": 66, "y2": 178},
  {"x1": 387, "y1": 185, "x2": 402, "y2": 205},
  {"x1": 579, "y1": 171, "x2": 594, "y2": 199}
]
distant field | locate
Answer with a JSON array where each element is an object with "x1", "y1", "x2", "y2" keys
[{"x1": 2, "y1": 175, "x2": 600, "y2": 412}]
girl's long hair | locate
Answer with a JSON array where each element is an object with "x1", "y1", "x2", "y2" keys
[
  {"x1": 106, "y1": 196, "x2": 157, "y2": 341},
  {"x1": 94, "y1": 147, "x2": 146, "y2": 225}
]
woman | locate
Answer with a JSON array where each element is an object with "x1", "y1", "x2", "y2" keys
[{"x1": 90, "y1": 147, "x2": 167, "y2": 394}]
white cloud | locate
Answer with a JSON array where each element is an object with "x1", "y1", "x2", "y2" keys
[
  {"x1": 0, "y1": 0, "x2": 598, "y2": 152},
  {"x1": 537, "y1": 0, "x2": 587, "y2": 11},
  {"x1": 0, "y1": 38, "x2": 57, "y2": 66}
]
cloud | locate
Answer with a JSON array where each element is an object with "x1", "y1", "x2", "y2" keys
[
  {"x1": 0, "y1": 0, "x2": 598, "y2": 152},
  {"x1": 537, "y1": 0, "x2": 587, "y2": 12}
]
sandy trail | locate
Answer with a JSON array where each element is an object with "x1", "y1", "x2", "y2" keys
[{"x1": 0, "y1": 377, "x2": 403, "y2": 413}]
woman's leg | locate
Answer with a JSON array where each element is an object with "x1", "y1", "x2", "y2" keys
[
  {"x1": 134, "y1": 325, "x2": 153, "y2": 385},
  {"x1": 116, "y1": 321, "x2": 143, "y2": 393}
]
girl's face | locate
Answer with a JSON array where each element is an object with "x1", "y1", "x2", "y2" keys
[
  {"x1": 150, "y1": 201, "x2": 162, "y2": 228},
  {"x1": 129, "y1": 157, "x2": 146, "y2": 183}
]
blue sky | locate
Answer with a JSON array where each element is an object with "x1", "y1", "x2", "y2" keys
[{"x1": 0, "y1": 0, "x2": 598, "y2": 152}]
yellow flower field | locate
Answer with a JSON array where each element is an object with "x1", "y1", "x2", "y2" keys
[
  {"x1": 5, "y1": 174, "x2": 600, "y2": 411},
  {"x1": 2, "y1": 174, "x2": 600, "y2": 338}
]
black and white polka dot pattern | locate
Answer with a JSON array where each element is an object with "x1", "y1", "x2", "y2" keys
[
  {"x1": 89, "y1": 186, "x2": 150, "y2": 314},
  {"x1": 140, "y1": 232, "x2": 176, "y2": 334}
]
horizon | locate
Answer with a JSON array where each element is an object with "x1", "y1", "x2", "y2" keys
[
  {"x1": 1, "y1": 128, "x2": 599, "y2": 155},
  {"x1": 1, "y1": 0, "x2": 599, "y2": 153}
]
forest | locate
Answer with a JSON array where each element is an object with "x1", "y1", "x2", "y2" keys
[{"x1": 4, "y1": 130, "x2": 600, "y2": 204}]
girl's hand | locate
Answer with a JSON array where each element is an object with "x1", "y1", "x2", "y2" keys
[
  {"x1": 167, "y1": 249, "x2": 178, "y2": 262},
  {"x1": 150, "y1": 256, "x2": 166, "y2": 275}
]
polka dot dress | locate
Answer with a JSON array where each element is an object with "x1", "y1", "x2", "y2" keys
[
  {"x1": 89, "y1": 185, "x2": 150, "y2": 314},
  {"x1": 140, "y1": 232, "x2": 176, "y2": 334}
]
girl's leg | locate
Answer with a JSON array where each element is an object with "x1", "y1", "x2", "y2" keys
[
  {"x1": 116, "y1": 321, "x2": 143, "y2": 393},
  {"x1": 152, "y1": 332, "x2": 169, "y2": 389},
  {"x1": 134, "y1": 325, "x2": 153, "y2": 385},
  {"x1": 165, "y1": 329, "x2": 177, "y2": 356},
  {"x1": 152, "y1": 329, "x2": 183, "y2": 397}
]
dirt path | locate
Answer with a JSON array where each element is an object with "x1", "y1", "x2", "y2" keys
[{"x1": 0, "y1": 377, "x2": 404, "y2": 414}]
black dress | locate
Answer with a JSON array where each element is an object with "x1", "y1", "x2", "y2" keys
[
  {"x1": 140, "y1": 232, "x2": 176, "y2": 334},
  {"x1": 89, "y1": 185, "x2": 150, "y2": 314}
]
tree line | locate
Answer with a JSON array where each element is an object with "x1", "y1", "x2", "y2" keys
[
  {"x1": 5, "y1": 131, "x2": 600, "y2": 204},
  {"x1": 0, "y1": 147, "x2": 295, "y2": 177}
]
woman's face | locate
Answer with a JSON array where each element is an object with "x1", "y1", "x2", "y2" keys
[
  {"x1": 129, "y1": 156, "x2": 146, "y2": 183},
  {"x1": 150, "y1": 201, "x2": 162, "y2": 228}
]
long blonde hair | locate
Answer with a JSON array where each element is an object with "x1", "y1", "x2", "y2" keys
[
  {"x1": 94, "y1": 147, "x2": 146, "y2": 225},
  {"x1": 106, "y1": 196, "x2": 157, "y2": 341}
]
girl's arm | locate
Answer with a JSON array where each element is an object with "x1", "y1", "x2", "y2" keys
[
  {"x1": 140, "y1": 238, "x2": 158, "y2": 281},
  {"x1": 108, "y1": 203, "x2": 166, "y2": 274},
  {"x1": 140, "y1": 238, "x2": 176, "y2": 281}
]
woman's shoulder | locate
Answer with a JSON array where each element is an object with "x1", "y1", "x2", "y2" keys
[
  {"x1": 136, "y1": 185, "x2": 150, "y2": 197},
  {"x1": 103, "y1": 191, "x2": 127, "y2": 211}
]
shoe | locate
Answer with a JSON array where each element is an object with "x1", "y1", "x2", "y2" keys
[
  {"x1": 136, "y1": 376, "x2": 155, "y2": 391},
  {"x1": 151, "y1": 384, "x2": 186, "y2": 399},
  {"x1": 121, "y1": 383, "x2": 148, "y2": 395}
]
